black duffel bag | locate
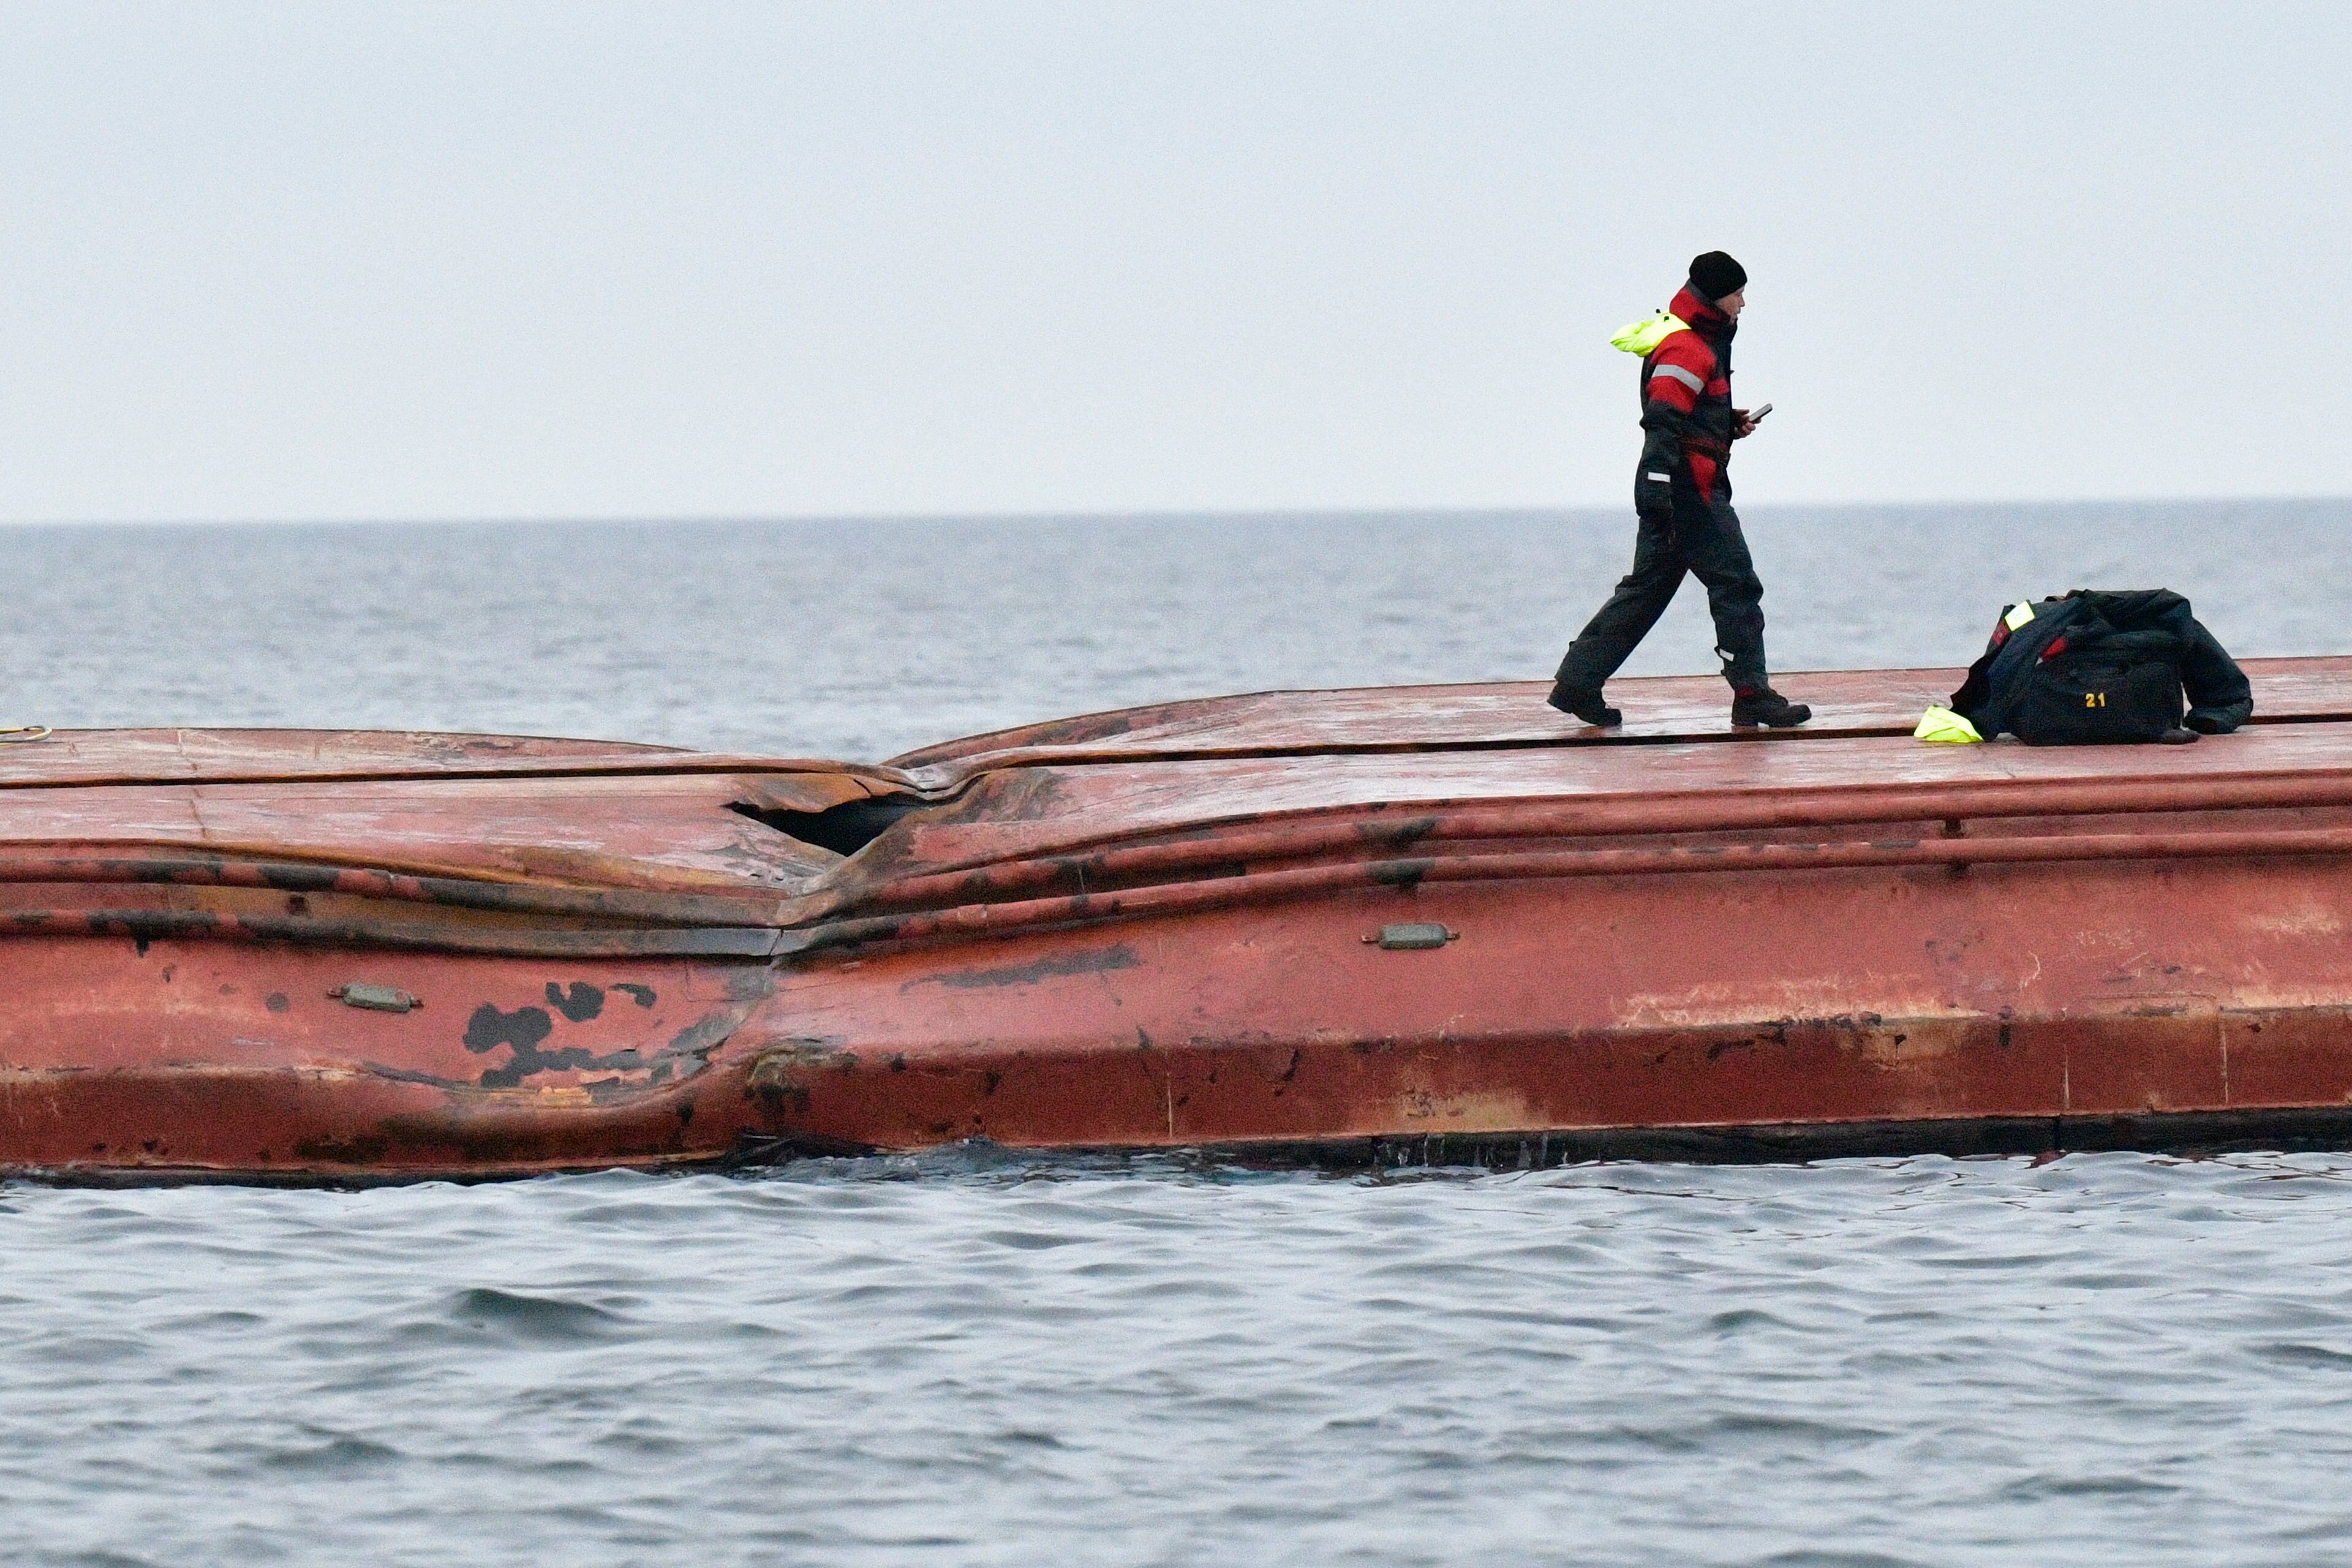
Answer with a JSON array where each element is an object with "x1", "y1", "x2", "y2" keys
[{"x1": 1948, "y1": 589, "x2": 2253, "y2": 745}]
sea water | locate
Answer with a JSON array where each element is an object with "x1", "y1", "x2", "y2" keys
[{"x1": 4, "y1": 501, "x2": 2352, "y2": 1566}]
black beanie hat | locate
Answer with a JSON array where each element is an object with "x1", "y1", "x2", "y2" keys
[{"x1": 1688, "y1": 251, "x2": 1747, "y2": 302}]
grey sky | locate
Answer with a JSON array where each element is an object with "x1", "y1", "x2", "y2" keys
[{"x1": 1, "y1": 1, "x2": 2345, "y2": 522}]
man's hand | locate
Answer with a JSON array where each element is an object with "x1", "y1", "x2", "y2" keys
[{"x1": 1731, "y1": 402, "x2": 1773, "y2": 440}]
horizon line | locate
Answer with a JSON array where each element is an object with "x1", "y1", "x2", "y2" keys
[{"x1": 1, "y1": 493, "x2": 2348, "y2": 530}]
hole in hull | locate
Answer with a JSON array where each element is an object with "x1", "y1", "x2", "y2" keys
[{"x1": 728, "y1": 796, "x2": 929, "y2": 858}]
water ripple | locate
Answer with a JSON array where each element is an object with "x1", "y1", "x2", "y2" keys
[
  {"x1": 7, "y1": 510, "x2": 2352, "y2": 1563},
  {"x1": 3, "y1": 1155, "x2": 2352, "y2": 1564}
]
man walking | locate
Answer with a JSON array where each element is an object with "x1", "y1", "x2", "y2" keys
[{"x1": 1548, "y1": 251, "x2": 1810, "y2": 729}]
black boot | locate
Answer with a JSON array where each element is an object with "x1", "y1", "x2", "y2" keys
[
  {"x1": 1547, "y1": 681, "x2": 1622, "y2": 728},
  {"x1": 1731, "y1": 686, "x2": 1811, "y2": 729}
]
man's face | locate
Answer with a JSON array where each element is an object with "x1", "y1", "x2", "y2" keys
[{"x1": 1717, "y1": 287, "x2": 1746, "y2": 319}]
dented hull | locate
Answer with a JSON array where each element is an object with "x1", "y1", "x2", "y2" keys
[{"x1": 12, "y1": 665, "x2": 2352, "y2": 1179}]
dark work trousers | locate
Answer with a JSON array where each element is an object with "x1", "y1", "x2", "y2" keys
[{"x1": 1554, "y1": 474, "x2": 1768, "y2": 693}]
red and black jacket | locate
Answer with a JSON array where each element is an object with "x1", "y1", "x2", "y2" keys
[{"x1": 1638, "y1": 283, "x2": 1736, "y2": 498}]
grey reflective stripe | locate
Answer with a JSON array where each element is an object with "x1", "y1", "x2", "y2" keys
[
  {"x1": 1649, "y1": 363, "x2": 1705, "y2": 394},
  {"x1": 1644, "y1": 472, "x2": 1672, "y2": 483}
]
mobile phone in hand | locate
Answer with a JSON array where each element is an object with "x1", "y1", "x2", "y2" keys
[{"x1": 1749, "y1": 402, "x2": 1773, "y2": 423}]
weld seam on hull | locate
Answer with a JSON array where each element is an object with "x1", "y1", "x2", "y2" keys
[
  {"x1": 11, "y1": 825, "x2": 2348, "y2": 959},
  {"x1": 0, "y1": 907, "x2": 783, "y2": 957},
  {"x1": 786, "y1": 825, "x2": 2352, "y2": 954},
  {"x1": 843, "y1": 771, "x2": 2352, "y2": 909},
  {"x1": 0, "y1": 850, "x2": 791, "y2": 925}
]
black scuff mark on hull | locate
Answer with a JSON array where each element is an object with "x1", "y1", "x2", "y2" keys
[
  {"x1": 546, "y1": 981, "x2": 605, "y2": 1022},
  {"x1": 464, "y1": 1004, "x2": 560, "y2": 1088},
  {"x1": 293, "y1": 1132, "x2": 390, "y2": 1164},
  {"x1": 461, "y1": 1001, "x2": 687, "y2": 1091},
  {"x1": 903, "y1": 944, "x2": 1142, "y2": 992},
  {"x1": 613, "y1": 984, "x2": 657, "y2": 1008},
  {"x1": 464, "y1": 1003, "x2": 554, "y2": 1056},
  {"x1": 258, "y1": 864, "x2": 349, "y2": 894},
  {"x1": 480, "y1": 1042, "x2": 644, "y2": 1089},
  {"x1": 1362, "y1": 815, "x2": 1441, "y2": 850},
  {"x1": 411, "y1": 990, "x2": 772, "y2": 1093}
]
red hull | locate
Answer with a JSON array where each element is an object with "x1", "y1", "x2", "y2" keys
[{"x1": 11, "y1": 665, "x2": 2352, "y2": 1179}]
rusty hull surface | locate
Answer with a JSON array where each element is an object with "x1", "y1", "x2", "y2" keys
[{"x1": 12, "y1": 661, "x2": 2352, "y2": 1180}]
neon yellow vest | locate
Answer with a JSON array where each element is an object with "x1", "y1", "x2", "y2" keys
[{"x1": 1913, "y1": 706, "x2": 1985, "y2": 744}]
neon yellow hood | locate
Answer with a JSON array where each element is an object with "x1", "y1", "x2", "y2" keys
[{"x1": 1609, "y1": 312, "x2": 1689, "y2": 356}]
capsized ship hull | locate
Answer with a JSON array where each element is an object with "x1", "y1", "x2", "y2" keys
[{"x1": 12, "y1": 662, "x2": 2352, "y2": 1180}]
